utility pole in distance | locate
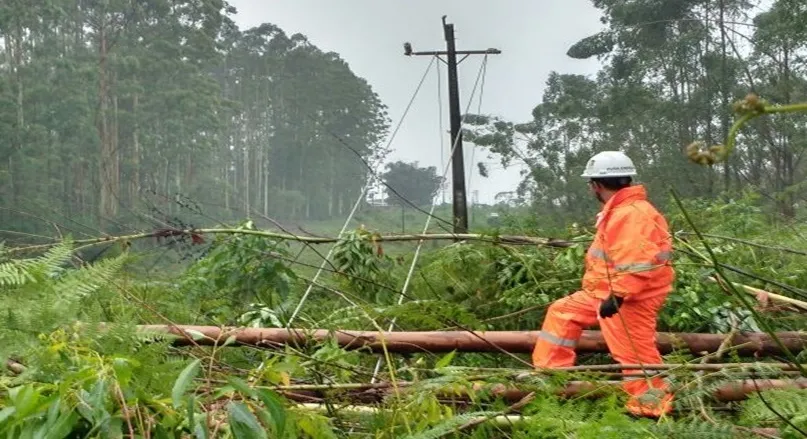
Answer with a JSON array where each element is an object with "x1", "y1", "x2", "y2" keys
[{"x1": 404, "y1": 16, "x2": 500, "y2": 234}]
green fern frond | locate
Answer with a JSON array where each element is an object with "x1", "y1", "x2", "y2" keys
[
  {"x1": 0, "y1": 260, "x2": 37, "y2": 288},
  {"x1": 55, "y1": 252, "x2": 126, "y2": 299},
  {"x1": 35, "y1": 240, "x2": 74, "y2": 275},
  {"x1": 133, "y1": 328, "x2": 182, "y2": 345},
  {"x1": 0, "y1": 241, "x2": 75, "y2": 289},
  {"x1": 739, "y1": 388, "x2": 807, "y2": 426},
  {"x1": 651, "y1": 418, "x2": 739, "y2": 438},
  {"x1": 400, "y1": 410, "x2": 499, "y2": 439},
  {"x1": 316, "y1": 303, "x2": 384, "y2": 329},
  {"x1": 379, "y1": 300, "x2": 481, "y2": 330},
  {"x1": 411, "y1": 374, "x2": 474, "y2": 391}
]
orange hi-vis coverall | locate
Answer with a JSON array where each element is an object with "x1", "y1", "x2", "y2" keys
[{"x1": 532, "y1": 185, "x2": 675, "y2": 417}]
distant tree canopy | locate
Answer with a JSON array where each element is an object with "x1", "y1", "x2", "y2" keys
[
  {"x1": 464, "y1": 0, "x2": 807, "y2": 223},
  {"x1": 381, "y1": 161, "x2": 443, "y2": 207},
  {"x1": 0, "y1": 1, "x2": 390, "y2": 238}
]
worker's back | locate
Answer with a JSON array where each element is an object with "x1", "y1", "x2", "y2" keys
[{"x1": 582, "y1": 185, "x2": 674, "y2": 300}]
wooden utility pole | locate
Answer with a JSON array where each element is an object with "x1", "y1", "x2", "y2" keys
[{"x1": 404, "y1": 16, "x2": 500, "y2": 233}]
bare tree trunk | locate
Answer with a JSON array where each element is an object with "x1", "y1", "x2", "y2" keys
[
  {"x1": 8, "y1": 22, "x2": 25, "y2": 208},
  {"x1": 131, "y1": 93, "x2": 141, "y2": 200},
  {"x1": 224, "y1": 138, "x2": 230, "y2": 211},
  {"x1": 263, "y1": 157, "x2": 269, "y2": 217},
  {"x1": 162, "y1": 159, "x2": 170, "y2": 208},
  {"x1": 329, "y1": 158, "x2": 334, "y2": 217},
  {"x1": 97, "y1": 18, "x2": 119, "y2": 227},
  {"x1": 256, "y1": 137, "x2": 264, "y2": 215},
  {"x1": 719, "y1": 0, "x2": 731, "y2": 193},
  {"x1": 781, "y1": 44, "x2": 795, "y2": 217},
  {"x1": 184, "y1": 123, "x2": 194, "y2": 195},
  {"x1": 112, "y1": 91, "x2": 120, "y2": 207},
  {"x1": 243, "y1": 130, "x2": 250, "y2": 215}
]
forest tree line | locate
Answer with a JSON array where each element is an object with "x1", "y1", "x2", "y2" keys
[
  {"x1": 4, "y1": 0, "x2": 806, "y2": 240},
  {"x1": 466, "y1": 0, "x2": 807, "y2": 223},
  {"x1": 0, "y1": 0, "x2": 390, "y2": 237}
]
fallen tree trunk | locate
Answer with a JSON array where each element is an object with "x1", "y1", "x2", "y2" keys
[{"x1": 139, "y1": 325, "x2": 807, "y2": 356}]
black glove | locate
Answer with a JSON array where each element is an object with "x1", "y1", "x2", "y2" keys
[{"x1": 599, "y1": 294, "x2": 624, "y2": 319}]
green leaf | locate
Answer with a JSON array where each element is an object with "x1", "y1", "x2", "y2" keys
[
  {"x1": 221, "y1": 335, "x2": 238, "y2": 347},
  {"x1": 212, "y1": 385, "x2": 236, "y2": 399},
  {"x1": 227, "y1": 402, "x2": 267, "y2": 439},
  {"x1": 0, "y1": 407, "x2": 16, "y2": 425},
  {"x1": 297, "y1": 413, "x2": 337, "y2": 439},
  {"x1": 193, "y1": 412, "x2": 210, "y2": 439},
  {"x1": 103, "y1": 417, "x2": 124, "y2": 439},
  {"x1": 255, "y1": 388, "x2": 287, "y2": 438},
  {"x1": 435, "y1": 350, "x2": 456, "y2": 369},
  {"x1": 186, "y1": 395, "x2": 209, "y2": 439},
  {"x1": 226, "y1": 376, "x2": 257, "y2": 399},
  {"x1": 42, "y1": 411, "x2": 78, "y2": 439},
  {"x1": 10, "y1": 384, "x2": 40, "y2": 418},
  {"x1": 112, "y1": 357, "x2": 134, "y2": 387},
  {"x1": 185, "y1": 329, "x2": 208, "y2": 341},
  {"x1": 172, "y1": 359, "x2": 202, "y2": 408}
]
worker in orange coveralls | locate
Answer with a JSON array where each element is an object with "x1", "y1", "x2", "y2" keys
[{"x1": 531, "y1": 151, "x2": 675, "y2": 418}]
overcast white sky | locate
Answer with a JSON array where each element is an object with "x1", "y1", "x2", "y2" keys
[{"x1": 227, "y1": 1, "x2": 605, "y2": 204}]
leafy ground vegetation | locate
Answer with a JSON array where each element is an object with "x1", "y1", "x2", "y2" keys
[
  {"x1": 3, "y1": 0, "x2": 807, "y2": 437},
  {"x1": 2, "y1": 192, "x2": 807, "y2": 438}
]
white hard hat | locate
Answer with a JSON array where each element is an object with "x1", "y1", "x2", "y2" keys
[{"x1": 580, "y1": 151, "x2": 637, "y2": 178}]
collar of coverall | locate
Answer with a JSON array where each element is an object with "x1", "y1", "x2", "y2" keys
[{"x1": 595, "y1": 184, "x2": 647, "y2": 228}]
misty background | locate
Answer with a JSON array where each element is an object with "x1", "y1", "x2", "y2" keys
[
  {"x1": 228, "y1": 0, "x2": 604, "y2": 205},
  {"x1": 0, "y1": 0, "x2": 798, "y2": 239}
]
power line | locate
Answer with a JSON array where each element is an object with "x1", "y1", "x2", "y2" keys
[{"x1": 286, "y1": 54, "x2": 442, "y2": 327}]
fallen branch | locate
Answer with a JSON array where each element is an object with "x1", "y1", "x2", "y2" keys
[
  {"x1": 708, "y1": 276, "x2": 807, "y2": 312},
  {"x1": 279, "y1": 378, "x2": 807, "y2": 404},
  {"x1": 138, "y1": 325, "x2": 807, "y2": 357},
  {"x1": 447, "y1": 392, "x2": 535, "y2": 438},
  {"x1": 269, "y1": 364, "x2": 801, "y2": 394},
  {"x1": 677, "y1": 231, "x2": 807, "y2": 257},
  {"x1": 261, "y1": 363, "x2": 806, "y2": 387},
  {"x1": 7, "y1": 228, "x2": 581, "y2": 255}
]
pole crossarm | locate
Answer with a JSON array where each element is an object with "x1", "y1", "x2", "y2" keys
[{"x1": 407, "y1": 48, "x2": 502, "y2": 65}]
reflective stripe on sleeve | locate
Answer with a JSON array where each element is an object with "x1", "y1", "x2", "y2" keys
[
  {"x1": 615, "y1": 262, "x2": 655, "y2": 272},
  {"x1": 613, "y1": 251, "x2": 673, "y2": 272},
  {"x1": 538, "y1": 331, "x2": 577, "y2": 348},
  {"x1": 589, "y1": 248, "x2": 609, "y2": 261}
]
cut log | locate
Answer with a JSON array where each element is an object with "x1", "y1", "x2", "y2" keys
[{"x1": 138, "y1": 325, "x2": 807, "y2": 356}]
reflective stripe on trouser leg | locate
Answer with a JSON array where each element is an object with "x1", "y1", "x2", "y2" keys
[
  {"x1": 537, "y1": 331, "x2": 578, "y2": 347},
  {"x1": 598, "y1": 293, "x2": 673, "y2": 417},
  {"x1": 532, "y1": 291, "x2": 599, "y2": 368}
]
